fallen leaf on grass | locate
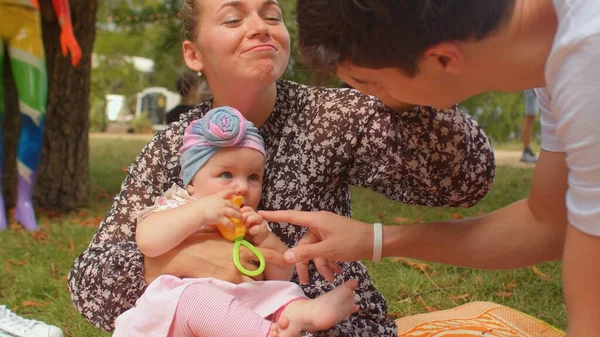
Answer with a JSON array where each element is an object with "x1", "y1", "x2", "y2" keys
[
  {"x1": 495, "y1": 292, "x2": 514, "y2": 298},
  {"x1": 377, "y1": 211, "x2": 385, "y2": 222},
  {"x1": 388, "y1": 312, "x2": 403, "y2": 319},
  {"x1": 451, "y1": 213, "x2": 463, "y2": 219},
  {"x1": 39, "y1": 209, "x2": 61, "y2": 219},
  {"x1": 450, "y1": 294, "x2": 471, "y2": 301},
  {"x1": 73, "y1": 216, "x2": 104, "y2": 228},
  {"x1": 390, "y1": 217, "x2": 410, "y2": 225},
  {"x1": 390, "y1": 257, "x2": 429, "y2": 271},
  {"x1": 69, "y1": 238, "x2": 75, "y2": 251},
  {"x1": 531, "y1": 266, "x2": 552, "y2": 281},
  {"x1": 390, "y1": 216, "x2": 426, "y2": 225},
  {"x1": 40, "y1": 219, "x2": 51, "y2": 229},
  {"x1": 21, "y1": 300, "x2": 43, "y2": 308},
  {"x1": 475, "y1": 275, "x2": 483, "y2": 285},
  {"x1": 505, "y1": 282, "x2": 518, "y2": 291},
  {"x1": 457, "y1": 273, "x2": 468, "y2": 281},
  {"x1": 5, "y1": 262, "x2": 13, "y2": 275},
  {"x1": 416, "y1": 296, "x2": 439, "y2": 312},
  {"x1": 405, "y1": 307, "x2": 418, "y2": 316},
  {"x1": 438, "y1": 280, "x2": 457, "y2": 288},
  {"x1": 6, "y1": 258, "x2": 29, "y2": 266},
  {"x1": 29, "y1": 231, "x2": 48, "y2": 243}
]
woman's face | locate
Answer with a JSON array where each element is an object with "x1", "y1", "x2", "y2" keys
[{"x1": 184, "y1": 0, "x2": 290, "y2": 87}]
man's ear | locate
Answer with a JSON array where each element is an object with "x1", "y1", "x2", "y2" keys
[
  {"x1": 422, "y1": 42, "x2": 465, "y2": 75},
  {"x1": 182, "y1": 40, "x2": 204, "y2": 73}
]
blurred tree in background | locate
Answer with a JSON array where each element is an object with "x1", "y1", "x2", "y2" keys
[{"x1": 461, "y1": 91, "x2": 540, "y2": 144}]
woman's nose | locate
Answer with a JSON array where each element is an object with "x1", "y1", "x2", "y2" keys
[{"x1": 247, "y1": 13, "x2": 270, "y2": 39}]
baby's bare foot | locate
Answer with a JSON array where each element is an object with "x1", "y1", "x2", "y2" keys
[
  {"x1": 267, "y1": 322, "x2": 280, "y2": 337},
  {"x1": 278, "y1": 279, "x2": 359, "y2": 337}
]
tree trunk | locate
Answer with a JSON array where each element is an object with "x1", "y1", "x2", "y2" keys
[
  {"x1": 1, "y1": 49, "x2": 20, "y2": 208},
  {"x1": 34, "y1": 0, "x2": 97, "y2": 210}
]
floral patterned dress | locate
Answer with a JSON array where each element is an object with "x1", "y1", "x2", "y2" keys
[{"x1": 68, "y1": 80, "x2": 495, "y2": 336}]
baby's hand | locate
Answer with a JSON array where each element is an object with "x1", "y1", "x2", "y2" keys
[
  {"x1": 196, "y1": 190, "x2": 242, "y2": 229},
  {"x1": 242, "y1": 206, "x2": 269, "y2": 246}
]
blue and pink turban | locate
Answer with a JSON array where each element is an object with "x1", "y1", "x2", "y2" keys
[{"x1": 180, "y1": 107, "x2": 266, "y2": 187}]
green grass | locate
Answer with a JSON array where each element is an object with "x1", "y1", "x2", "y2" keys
[
  {"x1": 494, "y1": 140, "x2": 542, "y2": 153},
  {"x1": 0, "y1": 137, "x2": 565, "y2": 336}
]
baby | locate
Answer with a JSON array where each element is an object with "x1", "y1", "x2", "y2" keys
[{"x1": 112, "y1": 107, "x2": 358, "y2": 337}]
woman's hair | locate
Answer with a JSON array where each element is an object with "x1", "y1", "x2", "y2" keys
[
  {"x1": 182, "y1": 0, "x2": 200, "y2": 41},
  {"x1": 176, "y1": 71, "x2": 200, "y2": 97}
]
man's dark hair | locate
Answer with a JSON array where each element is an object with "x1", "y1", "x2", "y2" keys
[
  {"x1": 296, "y1": 0, "x2": 516, "y2": 77},
  {"x1": 176, "y1": 71, "x2": 199, "y2": 97}
]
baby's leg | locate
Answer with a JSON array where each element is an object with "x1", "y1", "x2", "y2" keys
[
  {"x1": 170, "y1": 282, "x2": 274, "y2": 337},
  {"x1": 276, "y1": 280, "x2": 359, "y2": 337}
]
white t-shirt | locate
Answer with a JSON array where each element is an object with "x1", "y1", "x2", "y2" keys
[{"x1": 536, "y1": 0, "x2": 600, "y2": 236}]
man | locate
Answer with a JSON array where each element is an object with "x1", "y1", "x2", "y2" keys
[
  {"x1": 165, "y1": 72, "x2": 209, "y2": 124},
  {"x1": 261, "y1": 1, "x2": 600, "y2": 336},
  {"x1": 521, "y1": 89, "x2": 539, "y2": 163}
]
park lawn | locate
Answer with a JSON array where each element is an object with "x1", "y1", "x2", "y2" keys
[{"x1": 0, "y1": 136, "x2": 565, "y2": 337}]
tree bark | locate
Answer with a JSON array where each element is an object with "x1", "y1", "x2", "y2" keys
[
  {"x1": 32, "y1": 0, "x2": 97, "y2": 210},
  {"x1": 1, "y1": 49, "x2": 20, "y2": 208}
]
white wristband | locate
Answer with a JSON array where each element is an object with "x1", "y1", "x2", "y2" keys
[{"x1": 372, "y1": 222, "x2": 383, "y2": 262}]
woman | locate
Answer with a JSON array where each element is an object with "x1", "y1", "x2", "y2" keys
[{"x1": 68, "y1": 0, "x2": 495, "y2": 336}]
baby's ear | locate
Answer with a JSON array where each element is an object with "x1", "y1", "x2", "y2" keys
[{"x1": 186, "y1": 184, "x2": 195, "y2": 195}]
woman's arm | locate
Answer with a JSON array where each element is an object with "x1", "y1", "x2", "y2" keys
[
  {"x1": 348, "y1": 101, "x2": 495, "y2": 207},
  {"x1": 258, "y1": 232, "x2": 294, "y2": 281},
  {"x1": 68, "y1": 132, "x2": 168, "y2": 330}
]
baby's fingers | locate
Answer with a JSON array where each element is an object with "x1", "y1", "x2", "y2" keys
[
  {"x1": 223, "y1": 205, "x2": 243, "y2": 221},
  {"x1": 244, "y1": 213, "x2": 264, "y2": 227},
  {"x1": 248, "y1": 223, "x2": 267, "y2": 236}
]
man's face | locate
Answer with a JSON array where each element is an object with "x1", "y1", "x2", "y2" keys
[{"x1": 337, "y1": 62, "x2": 463, "y2": 109}]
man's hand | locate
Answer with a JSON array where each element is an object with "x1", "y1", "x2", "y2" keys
[{"x1": 259, "y1": 210, "x2": 368, "y2": 284}]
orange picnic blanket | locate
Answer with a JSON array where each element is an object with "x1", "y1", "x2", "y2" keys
[{"x1": 395, "y1": 301, "x2": 564, "y2": 336}]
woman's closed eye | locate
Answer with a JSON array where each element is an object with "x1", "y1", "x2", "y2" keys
[
  {"x1": 219, "y1": 172, "x2": 233, "y2": 179},
  {"x1": 264, "y1": 16, "x2": 282, "y2": 23},
  {"x1": 224, "y1": 18, "x2": 242, "y2": 25}
]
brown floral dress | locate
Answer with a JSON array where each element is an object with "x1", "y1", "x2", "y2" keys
[{"x1": 68, "y1": 80, "x2": 495, "y2": 336}]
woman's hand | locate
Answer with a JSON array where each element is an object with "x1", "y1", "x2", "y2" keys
[
  {"x1": 143, "y1": 233, "x2": 287, "y2": 284},
  {"x1": 259, "y1": 210, "x2": 371, "y2": 284}
]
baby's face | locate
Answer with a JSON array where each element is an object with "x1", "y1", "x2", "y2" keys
[{"x1": 189, "y1": 147, "x2": 265, "y2": 208}]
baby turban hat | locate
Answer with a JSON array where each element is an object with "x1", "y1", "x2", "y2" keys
[{"x1": 180, "y1": 106, "x2": 266, "y2": 187}]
